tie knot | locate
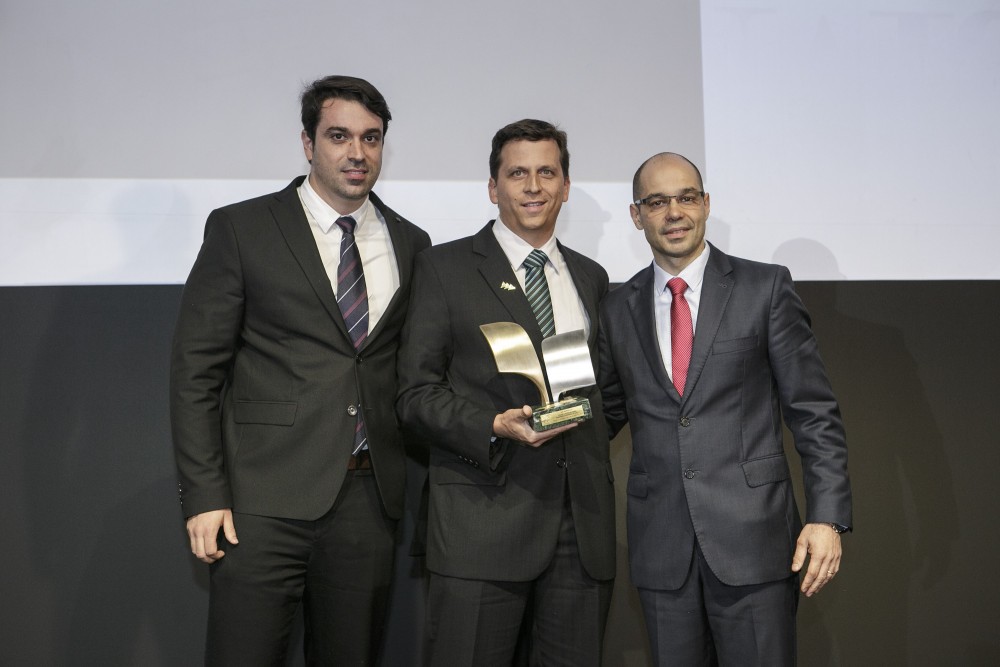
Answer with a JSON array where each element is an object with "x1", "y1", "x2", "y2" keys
[
  {"x1": 335, "y1": 216, "x2": 357, "y2": 235},
  {"x1": 524, "y1": 249, "x2": 549, "y2": 270},
  {"x1": 667, "y1": 277, "x2": 688, "y2": 297}
]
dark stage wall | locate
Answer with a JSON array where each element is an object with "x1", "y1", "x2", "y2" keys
[{"x1": 1, "y1": 282, "x2": 997, "y2": 665}]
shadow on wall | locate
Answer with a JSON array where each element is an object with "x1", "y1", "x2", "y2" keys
[{"x1": 775, "y1": 239, "x2": 960, "y2": 665}]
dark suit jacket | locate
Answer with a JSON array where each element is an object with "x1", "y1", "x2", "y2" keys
[
  {"x1": 171, "y1": 177, "x2": 431, "y2": 521},
  {"x1": 599, "y1": 243, "x2": 851, "y2": 589},
  {"x1": 396, "y1": 222, "x2": 616, "y2": 582}
]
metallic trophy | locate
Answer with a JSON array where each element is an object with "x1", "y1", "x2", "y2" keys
[{"x1": 480, "y1": 322, "x2": 595, "y2": 431}]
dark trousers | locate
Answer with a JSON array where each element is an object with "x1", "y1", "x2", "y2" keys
[
  {"x1": 425, "y1": 499, "x2": 612, "y2": 667},
  {"x1": 205, "y1": 470, "x2": 397, "y2": 666},
  {"x1": 638, "y1": 546, "x2": 799, "y2": 667}
]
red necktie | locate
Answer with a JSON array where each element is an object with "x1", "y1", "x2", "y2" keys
[{"x1": 668, "y1": 277, "x2": 693, "y2": 395}]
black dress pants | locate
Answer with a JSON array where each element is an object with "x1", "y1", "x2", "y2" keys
[
  {"x1": 638, "y1": 546, "x2": 799, "y2": 667},
  {"x1": 205, "y1": 470, "x2": 397, "y2": 666},
  {"x1": 425, "y1": 497, "x2": 612, "y2": 667}
]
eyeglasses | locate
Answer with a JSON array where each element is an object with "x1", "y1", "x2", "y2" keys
[{"x1": 634, "y1": 191, "x2": 705, "y2": 211}]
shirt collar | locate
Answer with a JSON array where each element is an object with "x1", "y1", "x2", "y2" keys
[
  {"x1": 299, "y1": 176, "x2": 371, "y2": 233},
  {"x1": 492, "y1": 217, "x2": 562, "y2": 272},
  {"x1": 653, "y1": 243, "x2": 711, "y2": 295}
]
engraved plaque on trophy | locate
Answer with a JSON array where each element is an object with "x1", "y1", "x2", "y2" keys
[{"x1": 480, "y1": 322, "x2": 595, "y2": 431}]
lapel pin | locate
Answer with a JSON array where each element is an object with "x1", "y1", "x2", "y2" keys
[{"x1": 500, "y1": 281, "x2": 517, "y2": 291}]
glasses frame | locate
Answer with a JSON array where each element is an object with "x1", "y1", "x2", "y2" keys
[{"x1": 633, "y1": 191, "x2": 706, "y2": 208}]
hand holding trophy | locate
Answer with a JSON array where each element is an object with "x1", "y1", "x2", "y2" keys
[{"x1": 480, "y1": 322, "x2": 595, "y2": 432}]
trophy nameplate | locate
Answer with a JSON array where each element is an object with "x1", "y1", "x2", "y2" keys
[{"x1": 480, "y1": 322, "x2": 595, "y2": 431}]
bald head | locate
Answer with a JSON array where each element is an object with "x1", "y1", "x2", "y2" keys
[
  {"x1": 629, "y1": 151, "x2": 710, "y2": 275},
  {"x1": 632, "y1": 152, "x2": 705, "y2": 201}
]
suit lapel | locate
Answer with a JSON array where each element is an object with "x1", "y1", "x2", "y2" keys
[
  {"x1": 473, "y1": 222, "x2": 545, "y2": 347},
  {"x1": 682, "y1": 244, "x2": 735, "y2": 404},
  {"x1": 627, "y1": 265, "x2": 677, "y2": 400},
  {"x1": 270, "y1": 177, "x2": 353, "y2": 347},
  {"x1": 473, "y1": 222, "x2": 550, "y2": 407}
]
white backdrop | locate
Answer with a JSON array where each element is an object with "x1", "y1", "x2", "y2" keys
[{"x1": 2, "y1": 0, "x2": 997, "y2": 284}]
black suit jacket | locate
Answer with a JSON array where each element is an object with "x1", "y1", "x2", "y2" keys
[
  {"x1": 171, "y1": 177, "x2": 431, "y2": 521},
  {"x1": 396, "y1": 222, "x2": 616, "y2": 582},
  {"x1": 599, "y1": 243, "x2": 852, "y2": 589}
]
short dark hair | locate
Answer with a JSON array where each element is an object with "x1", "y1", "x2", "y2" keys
[
  {"x1": 632, "y1": 152, "x2": 705, "y2": 201},
  {"x1": 489, "y1": 119, "x2": 570, "y2": 180},
  {"x1": 300, "y1": 75, "x2": 391, "y2": 144}
]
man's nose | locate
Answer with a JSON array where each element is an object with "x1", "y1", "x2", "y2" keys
[
  {"x1": 525, "y1": 173, "x2": 541, "y2": 192},
  {"x1": 347, "y1": 138, "x2": 365, "y2": 160},
  {"x1": 665, "y1": 197, "x2": 685, "y2": 219}
]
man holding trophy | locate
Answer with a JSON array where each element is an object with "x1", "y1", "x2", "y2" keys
[{"x1": 396, "y1": 119, "x2": 615, "y2": 667}]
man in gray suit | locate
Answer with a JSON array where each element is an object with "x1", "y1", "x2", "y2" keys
[
  {"x1": 598, "y1": 152, "x2": 851, "y2": 665},
  {"x1": 171, "y1": 75, "x2": 430, "y2": 665},
  {"x1": 397, "y1": 119, "x2": 615, "y2": 666}
]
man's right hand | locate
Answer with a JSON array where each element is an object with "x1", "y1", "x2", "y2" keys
[
  {"x1": 186, "y1": 509, "x2": 238, "y2": 564},
  {"x1": 493, "y1": 405, "x2": 577, "y2": 448}
]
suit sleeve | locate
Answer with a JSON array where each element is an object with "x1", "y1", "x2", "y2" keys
[
  {"x1": 395, "y1": 252, "x2": 499, "y2": 468},
  {"x1": 169, "y1": 209, "x2": 244, "y2": 517},
  {"x1": 768, "y1": 267, "x2": 852, "y2": 528}
]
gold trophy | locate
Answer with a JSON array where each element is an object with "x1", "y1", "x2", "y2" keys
[{"x1": 480, "y1": 322, "x2": 595, "y2": 431}]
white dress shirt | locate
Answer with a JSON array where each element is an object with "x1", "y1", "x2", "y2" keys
[
  {"x1": 492, "y1": 218, "x2": 589, "y2": 336},
  {"x1": 298, "y1": 178, "x2": 399, "y2": 330},
  {"x1": 653, "y1": 244, "x2": 711, "y2": 382}
]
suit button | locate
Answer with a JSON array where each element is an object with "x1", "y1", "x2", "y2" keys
[
  {"x1": 683, "y1": 469, "x2": 696, "y2": 479},
  {"x1": 680, "y1": 417, "x2": 691, "y2": 427},
  {"x1": 556, "y1": 458, "x2": 567, "y2": 468},
  {"x1": 347, "y1": 405, "x2": 358, "y2": 417}
]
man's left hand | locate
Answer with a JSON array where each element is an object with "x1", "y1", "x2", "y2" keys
[{"x1": 791, "y1": 523, "x2": 843, "y2": 597}]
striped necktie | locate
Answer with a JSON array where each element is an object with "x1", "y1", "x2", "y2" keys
[
  {"x1": 336, "y1": 215, "x2": 368, "y2": 453},
  {"x1": 523, "y1": 249, "x2": 555, "y2": 338},
  {"x1": 336, "y1": 216, "x2": 369, "y2": 349}
]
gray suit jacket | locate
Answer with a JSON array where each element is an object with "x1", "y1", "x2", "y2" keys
[
  {"x1": 396, "y1": 222, "x2": 616, "y2": 582},
  {"x1": 171, "y1": 177, "x2": 431, "y2": 521},
  {"x1": 599, "y1": 243, "x2": 851, "y2": 589}
]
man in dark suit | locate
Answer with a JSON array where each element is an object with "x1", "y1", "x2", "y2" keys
[
  {"x1": 396, "y1": 119, "x2": 615, "y2": 666},
  {"x1": 598, "y1": 152, "x2": 852, "y2": 665},
  {"x1": 170, "y1": 75, "x2": 430, "y2": 665}
]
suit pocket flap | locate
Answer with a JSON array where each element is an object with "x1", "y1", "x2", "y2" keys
[
  {"x1": 432, "y1": 460, "x2": 506, "y2": 487},
  {"x1": 626, "y1": 472, "x2": 648, "y2": 498},
  {"x1": 711, "y1": 335, "x2": 758, "y2": 355},
  {"x1": 741, "y1": 454, "x2": 791, "y2": 487},
  {"x1": 233, "y1": 400, "x2": 297, "y2": 426}
]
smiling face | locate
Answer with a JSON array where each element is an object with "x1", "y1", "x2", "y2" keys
[
  {"x1": 488, "y1": 139, "x2": 570, "y2": 247},
  {"x1": 631, "y1": 154, "x2": 710, "y2": 274},
  {"x1": 301, "y1": 98, "x2": 384, "y2": 214}
]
